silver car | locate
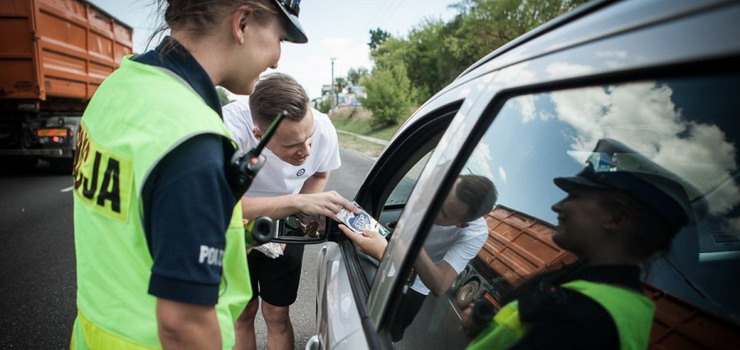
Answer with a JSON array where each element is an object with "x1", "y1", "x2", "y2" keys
[{"x1": 277, "y1": 0, "x2": 740, "y2": 349}]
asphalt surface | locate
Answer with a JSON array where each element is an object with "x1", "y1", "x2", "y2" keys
[{"x1": 0, "y1": 148, "x2": 373, "y2": 349}]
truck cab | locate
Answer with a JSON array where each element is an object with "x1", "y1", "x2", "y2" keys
[{"x1": 0, "y1": 0, "x2": 132, "y2": 172}]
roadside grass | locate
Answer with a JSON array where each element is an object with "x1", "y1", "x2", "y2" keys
[
  {"x1": 337, "y1": 133, "x2": 386, "y2": 159},
  {"x1": 329, "y1": 106, "x2": 415, "y2": 141}
]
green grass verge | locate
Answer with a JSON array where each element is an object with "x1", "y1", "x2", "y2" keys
[
  {"x1": 336, "y1": 133, "x2": 386, "y2": 159},
  {"x1": 329, "y1": 106, "x2": 414, "y2": 141}
]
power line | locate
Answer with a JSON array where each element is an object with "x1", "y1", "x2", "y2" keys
[
  {"x1": 365, "y1": 0, "x2": 396, "y2": 34},
  {"x1": 377, "y1": 0, "x2": 407, "y2": 31}
]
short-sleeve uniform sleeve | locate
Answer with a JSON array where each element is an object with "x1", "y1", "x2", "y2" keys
[{"x1": 142, "y1": 134, "x2": 236, "y2": 305}]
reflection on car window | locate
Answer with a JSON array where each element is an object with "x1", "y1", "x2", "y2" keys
[
  {"x1": 360, "y1": 126, "x2": 448, "y2": 288},
  {"x1": 390, "y1": 73, "x2": 740, "y2": 349}
]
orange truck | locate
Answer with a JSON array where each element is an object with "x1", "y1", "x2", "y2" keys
[
  {"x1": 0, "y1": 0, "x2": 132, "y2": 171},
  {"x1": 451, "y1": 205, "x2": 740, "y2": 349}
]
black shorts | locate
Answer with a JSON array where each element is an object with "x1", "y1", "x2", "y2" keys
[
  {"x1": 390, "y1": 288, "x2": 426, "y2": 342},
  {"x1": 248, "y1": 244, "x2": 305, "y2": 307}
]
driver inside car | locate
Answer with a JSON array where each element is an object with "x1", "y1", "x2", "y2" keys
[{"x1": 339, "y1": 174, "x2": 498, "y2": 341}]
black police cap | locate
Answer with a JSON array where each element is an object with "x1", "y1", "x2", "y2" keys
[
  {"x1": 273, "y1": 0, "x2": 307, "y2": 43},
  {"x1": 554, "y1": 138, "x2": 700, "y2": 232}
]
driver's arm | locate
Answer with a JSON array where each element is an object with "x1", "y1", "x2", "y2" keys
[
  {"x1": 339, "y1": 225, "x2": 458, "y2": 296},
  {"x1": 338, "y1": 225, "x2": 388, "y2": 259}
]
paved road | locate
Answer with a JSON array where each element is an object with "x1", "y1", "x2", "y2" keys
[
  {"x1": 0, "y1": 148, "x2": 373, "y2": 349},
  {"x1": 261, "y1": 148, "x2": 374, "y2": 350}
]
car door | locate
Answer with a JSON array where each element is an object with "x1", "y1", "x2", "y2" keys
[
  {"x1": 312, "y1": 74, "x2": 493, "y2": 350},
  {"x1": 321, "y1": 1, "x2": 740, "y2": 350}
]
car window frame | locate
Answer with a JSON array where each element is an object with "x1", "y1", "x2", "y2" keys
[
  {"x1": 389, "y1": 69, "x2": 740, "y2": 348},
  {"x1": 333, "y1": 100, "x2": 466, "y2": 349},
  {"x1": 354, "y1": 102, "x2": 463, "y2": 218},
  {"x1": 363, "y1": 73, "x2": 498, "y2": 333}
]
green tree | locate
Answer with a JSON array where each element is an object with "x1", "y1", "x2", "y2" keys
[
  {"x1": 404, "y1": 19, "x2": 461, "y2": 103},
  {"x1": 450, "y1": 0, "x2": 588, "y2": 66},
  {"x1": 334, "y1": 77, "x2": 348, "y2": 94},
  {"x1": 364, "y1": 0, "x2": 589, "y2": 107},
  {"x1": 371, "y1": 36, "x2": 410, "y2": 71},
  {"x1": 368, "y1": 28, "x2": 391, "y2": 50},
  {"x1": 318, "y1": 98, "x2": 332, "y2": 114},
  {"x1": 347, "y1": 67, "x2": 369, "y2": 86},
  {"x1": 360, "y1": 62, "x2": 412, "y2": 127}
]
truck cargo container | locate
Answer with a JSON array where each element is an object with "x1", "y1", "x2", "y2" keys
[
  {"x1": 450, "y1": 205, "x2": 740, "y2": 349},
  {"x1": 0, "y1": 0, "x2": 132, "y2": 171}
]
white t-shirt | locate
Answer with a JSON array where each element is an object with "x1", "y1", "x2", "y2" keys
[
  {"x1": 410, "y1": 217, "x2": 488, "y2": 295},
  {"x1": 222, "y1": 98, "x2": 341, "y2": 197}
]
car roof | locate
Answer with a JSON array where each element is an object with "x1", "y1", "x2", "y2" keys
[
  {"x1": 400, "y1": 0, "x2": 736, "y2": 132},
  {"x1": 457, "y1": 0, "x2": 730, "y2": 80}
]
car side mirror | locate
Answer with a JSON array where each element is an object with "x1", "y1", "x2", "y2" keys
[{"x1": 270, "y1": 214, "x2": 329, "y2": 244}]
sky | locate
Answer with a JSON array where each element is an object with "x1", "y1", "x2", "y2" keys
[{"x1": 90, "y1": 0, "x2": 459, "y2": 99}]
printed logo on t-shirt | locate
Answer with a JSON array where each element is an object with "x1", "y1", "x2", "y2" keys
[{"x1": 296, "y1": 168, "x2": 306, "y2": 176}]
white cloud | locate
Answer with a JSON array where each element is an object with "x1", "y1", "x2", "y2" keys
[
  {"x1": 545, "y1": 62, "x2": 593, "y2": 80},
  {"x1": 466, "y1": 141, "x2": 495, "y2": 180},
  {"x1": 545, "y1": 83, "x2": 739, "y2": 216},
  {"x1": 498, "y1": 166, "x2": 508, "y2": 184},
  {"x1": 275, "y1": 37, "x2": 373, "y2": 99},
  {"x1": 492, "y1": 63, "x2": 539, "y2": 123}
]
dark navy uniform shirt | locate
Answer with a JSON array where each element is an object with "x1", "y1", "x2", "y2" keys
[{"x1": 135, "y1": 38, "x2": 236, "y2": 305}]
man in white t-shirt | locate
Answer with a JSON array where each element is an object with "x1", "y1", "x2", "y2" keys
[
  {"x1": 339, "y1": 174, "x2": 497, "y2": 341},
  {"x1": 223, "y1": 73, "x2": 358, "y2": 350}
]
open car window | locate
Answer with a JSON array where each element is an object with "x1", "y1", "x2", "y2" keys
[
  {"x1": 384, "y1": 152, "x2": 433, "y2": 207},
  {"x1": 352, "y1": 105, "x2": 459, "y2": 291}
]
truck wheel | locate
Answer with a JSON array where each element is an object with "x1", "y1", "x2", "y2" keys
[{"x1": 454, "y1": 280, "x2": 480, "y2": 309}]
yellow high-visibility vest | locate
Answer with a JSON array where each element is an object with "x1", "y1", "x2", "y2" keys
[
  {"x1": 467, "y1": 280, "x2": 655, "y2": 350},
  {"x1": 71, "y1": 56, "x2": 251, "y2": 349}
]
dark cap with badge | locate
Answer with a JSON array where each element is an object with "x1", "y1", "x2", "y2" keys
[
  {"x1": 273, "y1": 0, "x2": 308, "y2": 43},
  {"x1": 554, "y1": 138, "x2": 701, "y2": 233}
]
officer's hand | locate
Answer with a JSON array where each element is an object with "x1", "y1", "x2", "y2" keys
[
  {"x1": 338, "y1": 224, "x2": 387, "y2": 260},
  {"x1": 460, "y1": 299, "x2": 494, "y2": 339},
  {"x1": 295, "y1": 191, "x2": 359, "y2": 219}
]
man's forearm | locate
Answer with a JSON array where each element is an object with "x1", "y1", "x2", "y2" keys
[
  {"x1": 241, "y1": 172, "x2": 355, "y2": 219},
  {"x1": 413, "y1": 249, "x2": 458, "y2": 296},
  {"x1": 300, "y1": 171, "x2": 330, "y2": 194},
  {"x1": 241, "y1": 195, "x2": 299, "y2": 220}
]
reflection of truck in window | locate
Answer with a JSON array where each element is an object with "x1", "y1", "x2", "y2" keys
[
  {"x1": 450, "y1": 205, "x2": 740, "y2": 349},
  {"x1": 0, "y1": 0, "x2": 132, "y2": 172}
]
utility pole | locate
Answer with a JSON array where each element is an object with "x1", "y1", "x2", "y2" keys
[{"x1": 330, "y1": 57, "x2": 336, "y2": 110}]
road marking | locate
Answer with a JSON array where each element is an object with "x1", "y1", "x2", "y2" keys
[
  {"x1": 449, "y1": 299, "x2": 463, "y2": 319},
  {"x1": 60, "y1": 186, "x2": 74, "y2": 192}
]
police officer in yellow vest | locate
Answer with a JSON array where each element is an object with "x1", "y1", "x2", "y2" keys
[
  {"x1": 464, "y1": 138, "x2": 700, "y2": 350},
  {"x1": 70, "y1": 1, "x2": 308, "y2": 348}
]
